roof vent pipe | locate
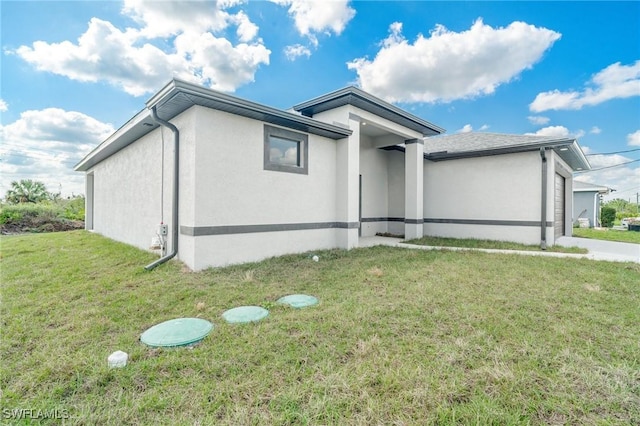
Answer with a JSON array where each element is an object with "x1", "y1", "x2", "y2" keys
[
  {"x1": 145, "y1": 106, "x2": 179, "y2": 270},
  {"x1": 539, "y1": 147, "x2": 547, "y2": 250}
]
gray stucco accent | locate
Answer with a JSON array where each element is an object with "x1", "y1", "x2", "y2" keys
[
  {"x1": 361, "y1": 217, "x2": 405, "y2": 223},
  {"x1": 405, "y1": 218, "x2": 424, "y2": 224},
  {"x1": 181, "y1": 221, "x2": 359, "y2": 236},
  {"x1": 405, "y1": 139, "x2": 423, "y2": 145},
  {"x1": 424, "y1": 218, "x2": 553, "y2": 227}
]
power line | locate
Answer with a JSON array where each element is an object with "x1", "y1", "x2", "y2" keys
[
  {"x1": 586, "y1": 148, "x2": 640, "y2": 156},
  {"x1": 575, "y1": 158, "x2": 640, "y2": 173},
  {"x1": 611, "y1": 186, "x2": 640, "y2": 196}
]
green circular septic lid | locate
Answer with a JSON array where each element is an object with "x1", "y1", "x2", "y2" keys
[
  {"x1": 140, "y1": 318, "x2": 213, "y2": 347},
  {"x1": 222, "y1": 306, "x2": 269, "y2": 323},
  {"x1": 277, "y1": 294, "x2": 319, "y2": 308}
]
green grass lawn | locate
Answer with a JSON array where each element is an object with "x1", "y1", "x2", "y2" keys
[
  {"x1": 403, "y1": 236, "x2": 588, "y2": 253},
  {"x1": 2, "y1": 231, "x2": 639, "y2": 425},
  {"x1": 573, "y1": 227, "x2": 640, "y2": 244}
]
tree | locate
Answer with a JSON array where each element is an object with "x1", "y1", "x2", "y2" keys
[
  {"x1": 604, "y1": 198, "x2": 629, "y2": 212},
  {"x1": 4, "y1": 179, "x2": 49, "y2": 204}
]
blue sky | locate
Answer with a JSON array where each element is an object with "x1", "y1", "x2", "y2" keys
[{"x1": 1, "y1": 1, "x2": 639, "y2": 202}]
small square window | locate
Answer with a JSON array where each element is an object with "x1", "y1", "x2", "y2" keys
[
  {"x1": 269, "y1": 136, "x2": 301, "y2": 166},
  {"x1": 264, "y1": 125, "x2": 308, "y2": 175}
]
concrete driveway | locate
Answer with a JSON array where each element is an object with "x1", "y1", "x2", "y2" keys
[{"x1": 556, "y1": 236, "x2": 640, "y2": 263}]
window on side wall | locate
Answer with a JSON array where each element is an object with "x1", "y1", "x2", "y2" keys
[{"x1": 264, "y1": 124, "x2": 308, "y2": 175}]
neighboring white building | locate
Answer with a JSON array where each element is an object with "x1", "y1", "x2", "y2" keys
[
  {"x1": 573, "y1": 181, "x2": 611, "y2": 228},
  {"x1": 75, "y1": 79, "x2": 591, "y2": 270}
]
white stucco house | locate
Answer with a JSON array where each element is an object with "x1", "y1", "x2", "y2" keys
[
  {"x1": 75, "y1": 79, "x2": 590, "y2": 270},
  {"x1": 572, "y1": 181, "x2": 611, "y2": 227}
]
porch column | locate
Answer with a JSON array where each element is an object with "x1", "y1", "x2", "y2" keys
[
  {"x1": 404, "y1": 139, "x2": 424, "y2": 239},
  {"x1": 335, "y1": 116, "x2": 360, "y2": 248}
]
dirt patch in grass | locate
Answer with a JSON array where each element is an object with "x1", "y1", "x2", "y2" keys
[{"x1": 1, "y1": 216, "x2": 84, "y2": 234}]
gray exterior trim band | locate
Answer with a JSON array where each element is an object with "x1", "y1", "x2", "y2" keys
[
  {"x1": 405, "y1": 218, "x2": 424, "y2": 224},
  {"x1": 361, "y1": 217, "x2": 405, "y2": 223},
  {"x1": 362, "y1": 217, "x2": 547, "y2": 227},
  {"x1": 181, "y1": 221, "x2": 359, "y2": 236},
  {"x1": 405, "y1": 139, "x2": 424, "y2": 145},
  {"x1": 424, "y1": 218, "x2": 553, "y2": 227}
]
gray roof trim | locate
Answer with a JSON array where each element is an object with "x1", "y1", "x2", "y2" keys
[
  {"x1": 74, "y1": 109, "x2": 159, "y2": 171},
  {"x1": 293, "y1": 86, "x2": 445, "y2": 136},
  {"x1": 148, "y1": 79, "x2": 352, "y2": 139},
  {"x1": 75, "y1": 79, "x2": 352, "y2": 171}
]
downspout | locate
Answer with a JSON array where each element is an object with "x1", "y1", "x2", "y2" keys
[
  {"x1": 539, "y1": 147, "x2": 547, "y2": 250},
  {"x1": 145, "y1": 106, "x2": 179, "y2": 270}
]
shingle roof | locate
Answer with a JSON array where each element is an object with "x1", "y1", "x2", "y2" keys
[
  {"x1": 423, "y1": 132, "x2": 590, "y2": 171},
  {"x1": 424, "y1": 132, "x2": 567, "y2": 154}
]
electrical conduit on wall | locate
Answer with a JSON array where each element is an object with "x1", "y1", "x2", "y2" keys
[{"x1": 145, "y1": 106, "x2": 180, "y2": 271}]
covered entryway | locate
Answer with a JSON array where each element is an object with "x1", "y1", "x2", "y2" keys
[{"x1": 554, "y1": 173, "x2": 565, "y2": 238}]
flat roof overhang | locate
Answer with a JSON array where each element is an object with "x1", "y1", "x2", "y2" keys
[{"x1": 75, "y1": 79, "x2": 352, "y2": 172}]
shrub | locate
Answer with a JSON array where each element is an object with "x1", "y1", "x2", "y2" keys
[
  {"x1": 0, "y1": 201, "x2": 84, "y2": 233},
  {"x1": 0, "y1": 208, "x2": 23, "y2": 225},
  {"x1": 601, "y1": 206, "x2": 616, "y2": 228},
  {"x1": 59, "y1": 197, "x2": 85, "y2": 221}
]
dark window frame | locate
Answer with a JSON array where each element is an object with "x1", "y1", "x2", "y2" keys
[{"x1": 263, "y1": 124, "x2": 309, "y2": 175}]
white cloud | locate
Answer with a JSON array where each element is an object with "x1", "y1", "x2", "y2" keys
[
  {"x1": 122, "y1": 0, "x2": 231, "y2": 39},
  {"x1": 347, "y1": 19, "x2": 560, "y2": 103},
  {"x1": 273, "y1": 0, "x2": 355, "y2": 37},
  {"x1": 284, "y1": 44, "x2": 311, "y2": 61},
  {"x1": 232, "y1": 11, "x2": 260, "y2": 42},
  {"x1": 0, "y1": 99, "x2": 7, "y2": 112},
  {"x1": 0, "y1": 108, "x2": 114, "y2": 197},
  {"x1": 455, "y1": 123, "x2": 489, "y2": 133},
  {"x1": 627, "y1": 130, "x2": 640, "y2": 146},
  {"x1": 12, "y1": 1, "x2": 270, "y2": 96},
  {"x1": 173, "y1": 31, "x2": 270, "y2": 93},
  {"x1": 528, "y1": 115, "x2": 550, "y2": 125},
  {"x1": 525, "y1": 126, "x2": 586, "y2": 139},
  {"x1": 525, "y1": 125, "x2": 571, "y2": 138},
  {"x1": 589, "y1": 126, "x2": 601, "y2": 134},
  {"x1": 530, "y1": 60, "x2": 640, "y2": 112}
]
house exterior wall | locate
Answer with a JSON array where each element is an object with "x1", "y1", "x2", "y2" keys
[
  {"x1": 183, "y1": 106, "x2": 342, "y2": 270},
  {"x1": 574, "y1": 191, "x2": 597, "y2": 227},
  {"x1": 89, "y1": 130, "x2": 161, "y2": 250},
  {"x1": 387, "y1": 151, "x2": 405, "y2": 235},
  {"x1": 423, "y1": 150, "x2": 556, "y2": 245},
  {"x1": 359, "y1": 134, "x2": 389, "y2": 237},
  {"x1": 313, "y1": 104, "x2": 418, "y2": 239},
  {"x1": 87, "y1": 109, "x2": 197, "y2": 257}
]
